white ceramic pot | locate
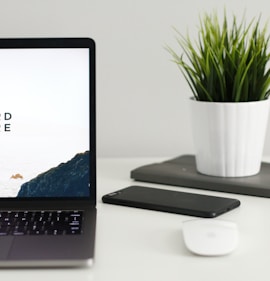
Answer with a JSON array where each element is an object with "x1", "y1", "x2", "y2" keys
[{"x1": 189, "y1": 98, "x2": 270, "y2": 177}]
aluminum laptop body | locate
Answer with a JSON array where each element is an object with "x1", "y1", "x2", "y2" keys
[{"x1": 0, "y1": 38, "x2": 96, "y2": 267}]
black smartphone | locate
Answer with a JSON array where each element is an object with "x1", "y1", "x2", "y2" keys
[{"x1": 102, "y1": 185, "x2": 240, "y2": 218}]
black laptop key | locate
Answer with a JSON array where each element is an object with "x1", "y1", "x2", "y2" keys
[{"x1": 0, "y1": 211, "x2": 83, "y2": 236}]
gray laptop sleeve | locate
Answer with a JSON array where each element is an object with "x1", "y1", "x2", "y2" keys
[{"x1": 130, "y1": 155, "x2": 270, "y2": 198}]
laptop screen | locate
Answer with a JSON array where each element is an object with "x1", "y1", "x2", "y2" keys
[{"x1": 0, "y1": 38, "x2": 95, "y2": 199}]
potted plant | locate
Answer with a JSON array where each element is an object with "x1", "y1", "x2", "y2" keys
[{"x1": 168, "y1": 11, "x2": 270, "y2": 177}]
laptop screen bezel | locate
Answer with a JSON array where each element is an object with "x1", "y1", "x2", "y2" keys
[{"x1": 0, "y1": 38, "x2": 96, "y2": 206}]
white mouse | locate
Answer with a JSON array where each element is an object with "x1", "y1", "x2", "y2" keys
[{"x1": 182, "y1": 219, "x2": 238, "y2": 256}]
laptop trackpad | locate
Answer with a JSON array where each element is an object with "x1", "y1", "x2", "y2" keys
[{"x1": 0, "y1": 237, "x2": 14, "y2": 259}]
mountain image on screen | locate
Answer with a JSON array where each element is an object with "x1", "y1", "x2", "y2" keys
[{"x1": 17, "y1": 151, "x2": 90, "y2": 197}]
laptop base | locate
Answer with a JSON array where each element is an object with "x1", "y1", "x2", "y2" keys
[{"x1": 0, "y1": 259, "x2": 93, "y2": 268}]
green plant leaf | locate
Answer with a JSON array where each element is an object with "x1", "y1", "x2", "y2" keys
[{"x1": 167, "y1": 10, "x2": 270, "y2": 102}]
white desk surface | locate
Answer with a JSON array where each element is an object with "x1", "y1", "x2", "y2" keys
[{"x1": 2, "y1": 157, "x2": 270, "y2": 281}]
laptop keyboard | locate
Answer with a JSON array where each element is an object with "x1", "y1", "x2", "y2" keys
[{"x1": 0, "y1": 210, "x2": 83, "y2": 236}]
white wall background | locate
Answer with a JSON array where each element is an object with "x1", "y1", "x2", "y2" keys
[{"x1": 1, "y1": 0, "x2": 270, "y2": 157}]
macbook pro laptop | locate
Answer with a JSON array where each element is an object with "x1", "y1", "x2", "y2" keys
[{"x1": 0, "y1": 38, "x2": 96, "y2": 267}]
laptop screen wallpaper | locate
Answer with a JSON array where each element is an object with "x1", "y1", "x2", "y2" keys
[{"x1": 0, "y1": 48, "x2": 90, "y2": 198}]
